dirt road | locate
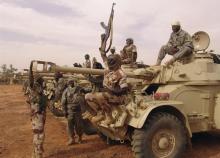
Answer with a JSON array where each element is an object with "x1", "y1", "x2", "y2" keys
[{"x1": 1, "y1": 85, "x2": 220, "y2": 158}]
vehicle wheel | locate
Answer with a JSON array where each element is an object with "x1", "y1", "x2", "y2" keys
[
  {"x1": 132, "y1": 112, "x2": 188, "y2": 158},
  {"x1": 47, "y1": 100, "x2": 65, "y2": 117}
]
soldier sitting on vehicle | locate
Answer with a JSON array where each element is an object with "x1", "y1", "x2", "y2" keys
[
  {"x1": 84, "y1": 54, "x2": 129, "y2": 127},
  {"x1": 61, "y1": 78, "x2": 84, "y2": 145},
  {"x1": 83, "y1": 54, "x2": 91, "y2": 68},
  {"x1": 120, "y1": 38, "x2": 137, "y2": 64},
  {"x1": 156, "y1": 21, "x2": 194, "y2": 66}
]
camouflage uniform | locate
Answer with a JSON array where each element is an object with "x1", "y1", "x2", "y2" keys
[
  {"x1": 61, "y1": 85, "x2": 84, "y2": 145},
  {"x1": 157, "y1": 29, "x2": 193, "y2": 65},
  {"x1": 85, "y1": 54, "x2": 129, "y2": 126},
  {"x1": 29, "y1": 76, "x2": 47, "y2": 158},
  {"x1": 120, "y1": 39, "x2": 137, "y2": 64}
]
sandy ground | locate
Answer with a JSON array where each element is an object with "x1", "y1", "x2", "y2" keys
[{"x1": 1, "y1": 85, "x2": 220, "y2": 158}]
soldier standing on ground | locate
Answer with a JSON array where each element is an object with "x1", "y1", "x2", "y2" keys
[
  {"x1": 54, "y1": 72, "x2": 67, "y2": 101},
  {"x1": 61, "y1": 78, "x2": 84, "y2": 145},
  {"x1": 156, "y1": 21, "x2": 194, "y2": 66},
  {"x1": 29, "y1": 74, "x2": 47, "y2": 158},
  {"x1": 120, "y1": 38, "x2": 137, "y2": 64},
  {"x1": 83, "y1": 54, "x2": 91, "y2": 68}
]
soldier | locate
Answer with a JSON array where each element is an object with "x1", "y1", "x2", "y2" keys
[
  {"x1": 156, "y1": 21, "x2": 194, "y2": 66},
  {"x1": 83, "y1": 54, "x2": 91, "y2": 68},
  {"x1": 86, "y1": 57, "x2": 104, "y2": 92},
  {"x1": 84, "y1": 54, "x2": 129, "y2": 126},
  {"x1": 61, "y1": 78, "x2": 84, "y2": 145},
  {"x1": 54, "y1": 72, "x2": 67, "y2": 101},
  {"x1": 120, "y1": 38, "x2": 137, "y2": 64},
  {"x1": 92, "y1": 57, "x2": 103, "y2": 69},
  {"x1": 110, "y1": 46, "x2": 116, "y2": 55},
  {"x1": 29, "y1": 74, "x2": 47, "y2": 158}
]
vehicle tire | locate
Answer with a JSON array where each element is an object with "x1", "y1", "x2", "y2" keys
[
  {"x1": 132, "y1": 112, "x2": 188, "y2": 158},
  {"x1": 47, "y1": 100, "x2": 65, "y2": 117}
]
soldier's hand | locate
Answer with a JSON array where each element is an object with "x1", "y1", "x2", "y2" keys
[{"x1": 170, "y1": 46, "x2": 179, "y2": 54}]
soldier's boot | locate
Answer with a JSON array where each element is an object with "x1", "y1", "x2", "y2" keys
[
  {"x1": 32, "y1": 151, "x2": 36, "y2": 158},
  {"x1": 100, "y1": 113, "x2": 114, "y2": 127},
  {"x1": 77, "y1": 135, "x2": 82, "y2": 144},
  {"x1": 67, "y1": 132, "x2": 75, "y2": 146},
  {"x1": 67, "y1": 137, "x2": 75, "y2": 146},
  {"x1": 91, "y1": 112, "x2": 104, "y2": 123},
  {"x1": 35, "y1": 153, "x2": 43, "y2": 158}
]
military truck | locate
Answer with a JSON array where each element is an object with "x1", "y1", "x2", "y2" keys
[{"x1": 30, "y1": 31, "x2": 220, "y2": 157}]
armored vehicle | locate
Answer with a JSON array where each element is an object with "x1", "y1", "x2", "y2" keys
[{"x1": 30, "y1": 32, "x2": 220, "y2": 158}]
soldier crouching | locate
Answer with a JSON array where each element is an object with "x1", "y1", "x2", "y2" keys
[
  {"x1": 61, "y1": 78, "x2": 84, "y2": 145},
  {"x1": 29, "y1": 74, "x2": 47, "y2": 158},
  {"x1": 84, "y1": 54, "x2": 129, "y2": 127}
]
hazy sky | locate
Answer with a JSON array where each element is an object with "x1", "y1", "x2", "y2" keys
[{"x1": 0, "y1": 0, "x2": 220, "y2": 70}]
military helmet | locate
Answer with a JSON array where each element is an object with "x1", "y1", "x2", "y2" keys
[{"x1": 107, "y1": 54, "x2": 122, "y2": 70}]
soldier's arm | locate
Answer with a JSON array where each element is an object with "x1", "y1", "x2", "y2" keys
[
  {"x1": 167, "y1": 33, "x2": 174, "y2": 47},
  {"x1": 183, "y1": 32, "x2": 193, "y2": 48},
  {"x1": 61, "y1": 89, "x2": 68, "y2": 114}
]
